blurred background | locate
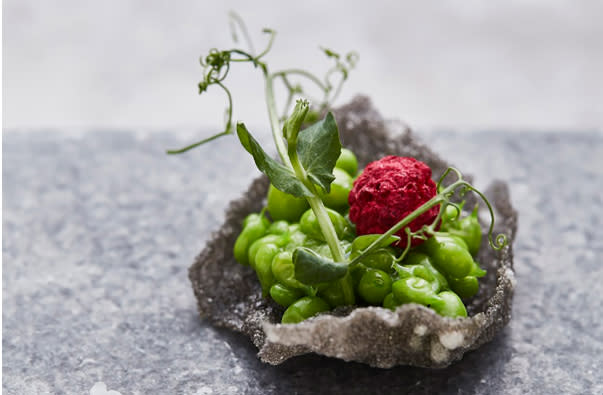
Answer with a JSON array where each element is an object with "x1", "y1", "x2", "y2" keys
[{"x1": 3, "y1": 0, "x2": 602, "y2": 133}]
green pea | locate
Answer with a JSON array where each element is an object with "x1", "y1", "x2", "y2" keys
[
  {"x1": 359, "y1": 248, "x2": 396, "y2": 273},
  {"x1": 270, "y1": 283, "x2": 304, "y2": 307},
  {"x1": 448, "y1": 276, "x2": 479, "y2": 299},
  {"x1": 441, "y1": 204, "x2": 462, "y2": 224},
  {"x1": 432, "y1": 291, "x2": 467, "y2": 318},
  {"x1": 267, "y1": 220, "x2": 289, "y2": 235},
  {"x1": 267, "y1": 184, "x2": 309, "y2": 222},
  {"x1": 312, "y1": 242, "x2": 333, "y2": 259},
  {"x1": 401, "y1": 252, "x2": 449, "y2": 292},
  {"x1": 271, "y1": 251, "x2": 306, "y2": 290},
  {"x1": 395, "y1": 264, "x2": 436, "y2": 283},
  {"x1": 317, "y1": 274, "x2": 355, "y2": 308},
  {"x1": 299, "y1": 207, "x2": 347, "y2": 242},
  {"x1": 382, "y1": 292, "x2": 400, "y2": 310},
  {"x1": 358, "y1": 269, "x2": 393, "y2": 305},
  {"x1": 254, "y1": 243, "x2": 279, "y2": 297},
  {"x1": 233, "y1": 213, "x2": 269, "y2": 265},
  {"x1": 319, "y1": 167, "x2": 354, "y2": 210},
  {"x1": 335, "y1": 148, "x2": 358, "y2": 177},
  {"x1": 242, "y1": 211, "x2": 269, "y2": 229},
  {"x1": 281, "y1": 296, "x2": 331, "y2": 324},
  {"x1": 350, "y1": 264, "x2": 368, "y2": 288},
  {"x1": 248, "y1": 234, "x2": 288, "y2": 268},
  {"x1": 441, "y1": 206, "x2": 482, "y2": 256},
  {"x1": 350, "y1": 234, "x2": 400, "y2": 255},
  {"x1": 392, "y1": 277, "x2": 443, "y2": 308},
  {"x1": 317, "y1": 281, "x2": 346, "y2": 308},
  {"x1": 421, "y1": 234, "x2": 474, "y2": 279},
  {"x1": 281, "y1": 224, "x2": 306, "y2": 252}
]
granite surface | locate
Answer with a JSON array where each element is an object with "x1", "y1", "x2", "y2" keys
[{"x1": 3, "y1": 128, "x2": 602, "y2": 394}]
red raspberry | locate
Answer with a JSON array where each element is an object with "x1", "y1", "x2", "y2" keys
[{"x1": 348, "y1": 156, "x2": 439, "y2": 248}]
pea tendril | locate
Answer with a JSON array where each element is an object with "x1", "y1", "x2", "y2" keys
[{"x1": 166, "y1": 14, "x2": 356, "y2": 155}]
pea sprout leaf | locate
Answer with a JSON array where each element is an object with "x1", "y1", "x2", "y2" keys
[
  {"x1": 293, "y1": 247, "x2": 348, "y2": 284},
  {"x1": 297, "y1": 112, "x2": 341, "y2": 193},
  {"x1": 236, "y1": 123, "x2": 312, "y2": 197}
]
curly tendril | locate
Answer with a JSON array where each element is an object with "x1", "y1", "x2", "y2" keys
[
  {"x1": 167, "y1": 14, "x2": 356, "y2": 154},
  {"x1": 436, "y1": 168, "x2": 508, "y2": 251}
]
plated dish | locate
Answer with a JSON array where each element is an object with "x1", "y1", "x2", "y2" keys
[
  {"x1": 188, "y1": 96, "x2": 517, "y2": 368},
  {"x1": 175, "y1": 15, "x2": 517, "y2": 368}
]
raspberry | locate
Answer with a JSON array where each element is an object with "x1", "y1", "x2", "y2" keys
[{"x1": 348, "y1": 156, "x2": 439, "y2": 248}]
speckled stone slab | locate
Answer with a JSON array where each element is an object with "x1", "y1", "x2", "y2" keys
[
  {"x1": 4, "y1": 123, "x2": 602, "y2": 394},
  {"x1": 189, "y1": 97, "x2": 518, "y2": 368}
]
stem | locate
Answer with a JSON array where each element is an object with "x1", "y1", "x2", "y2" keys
[
  {"x1": 266, "y1": 69, "x2": 346, "y2": 262},
  {"x1": 228, "y1": 11, "x2": 256, "y2": 55},
  {"x1": 267, "y1": 76, "x2": 353, "y2": 304},
  {"x1": 265, "y1": 73, "x2": 292, "y2": 167},
  {"x1": 287, "y1": 139, "x2": 345, "y2": 262},
  {"x1": 166, "y1": 81, "x2": 233, "y2": 154},
  {"x1": 349, "y1": 195, "x2": 446, "y2": 266},
  {"x1": 272, "y1": 69, "x2": 328, "y2": 92},
  {"x1": 166, "y1": 131, "x2": 230, "y2": 154}
]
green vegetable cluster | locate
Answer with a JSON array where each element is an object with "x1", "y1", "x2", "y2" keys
[
  {"x1": 234, "y1": 149, "x2": 358, "y2": 324},
  {"x1": 168, "y1": 15, "x2": 508, "y2": 325},
  {"x1": 234, "y1": 147, "x2": 490, "y2": 323}
]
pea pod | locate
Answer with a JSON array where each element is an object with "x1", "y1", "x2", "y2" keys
[
  {"x1": 233, "y1": 212, "x2": 269, "y2": 265},
  {"x1": 448, "y1": 276, "x2": 479, "y2": 299},
  {"x1": 270, "y1": 283, "x2": 304, "y2": 307},
  {"x1": 420, "y1": 234, "x2": 474, "y2": 279},
  {"x1": 281, "y1": 296, "x2": 330, "y2": 324},
  {"x1": 392, "y1": 277, "x2": 443, "y2": 308},
  {"x1": 432, "y1": 291, "x2": 467, "y2": 318}
]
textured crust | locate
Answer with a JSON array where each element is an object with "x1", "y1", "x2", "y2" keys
[{"x1": 189, "y1": 96, "x2": 518, "y2": 368}]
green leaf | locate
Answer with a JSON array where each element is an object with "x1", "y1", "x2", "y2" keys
[
  {"x1": 236, "y1": 123, "x2": 312, "y2": 198},
  {"x1": 293, "y1": 247, "x2": 348, "y2": 284},
  {"x1": 297, "y1": 112, "x2": 341, "y2": 193},
  {"x1": 351, "y1": 234, "x2": 401, "y2": 254}
]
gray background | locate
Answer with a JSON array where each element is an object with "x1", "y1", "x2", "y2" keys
[{"x1": 3, "y1": 0, "x2": 603, "y2": 132}]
